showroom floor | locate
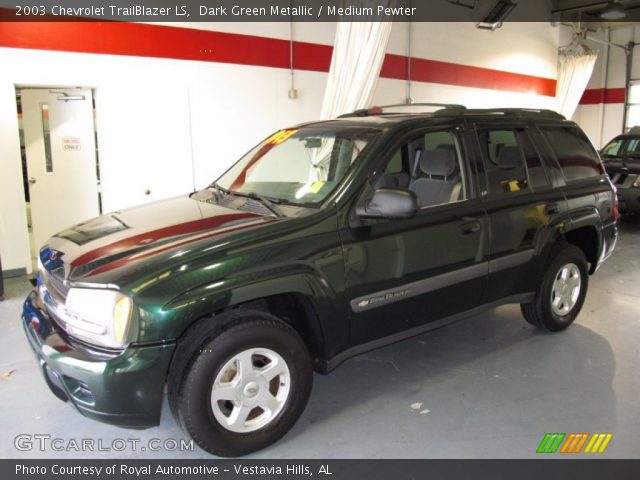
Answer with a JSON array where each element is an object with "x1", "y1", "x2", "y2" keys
[{"x1": 1, "y1": 216, "x2": 639, "y2": 459}]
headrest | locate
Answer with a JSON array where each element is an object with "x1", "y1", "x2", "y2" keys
[
  {"x1": 375, "y1": 174, "x2": 398, "y2": 189},
  {"x1": 436, "y1": 144, "x2": 456, "y2": 154},
  {"x1": 420, "y1": 149, "x2": 456, "y2": 177},
  {"x1": 497, "y1": 146, "x2": 522, "y2": 169}
]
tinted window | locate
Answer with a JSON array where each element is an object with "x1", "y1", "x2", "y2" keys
[
  {"x1": 540, "y1": 126, "x2": 602, "y2": 182},
  {"x1": 601, "y1": 136, "x2": 640, "y2": 158},
  {"x1": 601, "y1": 138, "x2": 623, "y2": 157},
  {"x1": 478, "y1": 129, "x2": 529, "y2": 195},
  {"x1": 378, "y1": 130, "x2": 466, "y2": 207},
  {"x1": 385, "y1": 149, "x2": 404, "y2": 174},
  {"x1": 517, "y1": 131, "x2": 550, "y2": 190},
  {"x1": 424, "y1": 131, "x2": 456, "y2": 150},
  {"x1": 217, "y1": 126, "x2": 381, "y2": 205}
]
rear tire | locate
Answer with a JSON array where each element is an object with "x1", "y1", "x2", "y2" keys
[
  {"x1": 521, "y1": 244, "x2": 588, "y2": 332},
  {"x1": 167, "y1": 309, "x2": 313, "y2": 457}
]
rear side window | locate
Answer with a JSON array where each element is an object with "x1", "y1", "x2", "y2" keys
[
  {"x1": 477, "y1": 129, "x2": 530, "y2": 195},
  {"x1": 540, "y1": 126, "x2": 602, "y2": 182}
]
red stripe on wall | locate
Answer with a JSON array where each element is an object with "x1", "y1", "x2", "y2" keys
[
  {"x1": 0, "y1": 21, "x2": 333, "y2": 71},
  {"x1": 0, "y1": 21, "x2": 556, "y2": 97},
  {"x1": 380, "y1": 53, "x2": 556, "y2": 97},
  {"x1": 579, "y1": 88, "x2": 625, "y2": 104}
]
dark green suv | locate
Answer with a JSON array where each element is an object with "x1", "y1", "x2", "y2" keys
[{"x1": 23, "y1": 105, "x2": 618, "y2": 456}]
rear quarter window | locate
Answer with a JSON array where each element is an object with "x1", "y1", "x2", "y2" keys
[{"x1": 539, "y1": 126, "x2": 602, "y2": 182}]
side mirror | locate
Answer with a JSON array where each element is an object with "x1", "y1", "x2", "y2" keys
[{"x1": 356, "y1": 188, "x2": 419, "y2": 219}]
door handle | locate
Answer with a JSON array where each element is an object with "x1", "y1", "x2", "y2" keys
[
  {"x1": 459, "y1": 219, "x2": 481, "y2": 235},
  {"x1": 544, "y1": 203, "x2": 560, "y2": 215},
  {"x1": 28, "y1": 177, "x2": 37, "y2": 185}
]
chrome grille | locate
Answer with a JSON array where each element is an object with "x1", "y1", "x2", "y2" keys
[
  {"x1": 40, "y1": 264, "x2": 69, "y2": 304},
  {"x1": 610, "y1": 172, "x2": 628, "y2": 185}
]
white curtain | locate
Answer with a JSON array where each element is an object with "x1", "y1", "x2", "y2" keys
[
  {"x1": 320, "y1": 18, "x2": 393, "y2": 120},
  {"x1": 556, "y1": 49, "x2": 598, "y2": 120},
  {"x1": 309, "y1": 6, "x2": 392, "y2": 181}
]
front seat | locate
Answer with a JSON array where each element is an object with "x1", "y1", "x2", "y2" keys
[
  {"x1": 493, "y1": 145, "x2": 526, "y2": 193},
  {"x1": 409, "y1": 149, "x2": 460, "y2": 207},
  {"x1": 496, "y1": 145, "x2": 523, "y2": 169}
]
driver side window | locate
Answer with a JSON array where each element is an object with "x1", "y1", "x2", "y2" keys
[{"x1": 379, "y1": 130, "x2": 466, "y2": 209}]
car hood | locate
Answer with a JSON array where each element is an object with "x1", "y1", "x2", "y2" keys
[{"x1": 43, "y1": 194, "x2": 280, "y2": 284}]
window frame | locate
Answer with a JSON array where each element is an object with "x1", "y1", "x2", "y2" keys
[
  {"x1": 473, "y1": 124, "x2": 533, "y2": 198},
  {"x1": 515, "y1": 128, "x2": 553, "y2": 191},
  {"x1": 370, "y1": 125, "x2": 472, "y2": 211}
]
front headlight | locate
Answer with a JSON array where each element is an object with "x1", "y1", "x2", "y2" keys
[
  {"x1": 633, "y1": 176, "x2": 640, "y2": 188},
  {"x1": 64, "y1": 288, "x2": 132, "y2": 349}
]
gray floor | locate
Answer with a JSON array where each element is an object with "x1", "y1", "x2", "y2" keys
[{"x1": 1, "y1": 217, "x2": 639, "y2": 459}]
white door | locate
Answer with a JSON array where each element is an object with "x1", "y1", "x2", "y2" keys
[{"x1": 21, "y1": 88, "x2": 100, "y2": 251}]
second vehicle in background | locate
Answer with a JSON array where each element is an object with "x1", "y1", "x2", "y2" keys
[{"x1": 601, "y1": 126, "x2": 640, "y2": 214}]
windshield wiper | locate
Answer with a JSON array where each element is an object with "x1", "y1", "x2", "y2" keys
[
  {"x1": 208, "y1": 182, "x2": 230, "y2": 201},
  {"x1": 230, "y1": 191, "x2": 285, "y2": 217},
  {"x1": 209, "y1": 182, "x2": 229, "y2": 194}
]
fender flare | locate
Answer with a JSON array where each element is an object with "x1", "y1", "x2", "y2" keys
[
  {"x1": 534, "y1": 207, "x2": 603, "y2": 275},
  {"x1": 158, "y1": 267, "x2": 339, "y2": 356}
]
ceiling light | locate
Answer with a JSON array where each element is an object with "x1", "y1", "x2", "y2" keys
[
  {"x1": 476, "y1": 0, "x2": 517, "y2": 31},
  {"x1": 601, "y1": 1, "x2": 626, "y2": 20}
]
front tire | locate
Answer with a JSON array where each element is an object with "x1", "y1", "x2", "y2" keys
[
  {"x1": 521, "y1": 244, "x2": 589, "y2": 332},
  {"x1": 168, "y1": 310, "x2": 313, "y2": 457}
]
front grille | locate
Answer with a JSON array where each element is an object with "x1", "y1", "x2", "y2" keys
[
  {"x1": 40, "y1": 266, "x2": 69, "y2": 304},
  {"x1": 611, "y1": 173, "x2": 628, "y2": 185},
  {"x1": 609, "y1": 172, "x2": 640, "y2": 188}
]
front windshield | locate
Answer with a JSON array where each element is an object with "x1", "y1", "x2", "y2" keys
[
  {"x1": 215, "y1": 125, "x2": 382, "y2": 205},
  {"x1": 601, "y1": 137, "x2": 640, "y2": 158}
]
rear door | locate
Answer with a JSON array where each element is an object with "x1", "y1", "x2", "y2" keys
[
  {"x1": 472, "y1": 122, "x2": 564, "y2": 302},
  {"x1": 340, "y1": 125, "x2": 489, "y2": 346},
  {"x1": 536, "y1": 125, "x2": 613, "y2": 217}
]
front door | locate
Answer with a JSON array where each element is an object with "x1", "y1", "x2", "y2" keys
[
  {"x1": 341, "y1": 127, "x2": 489, "y2": 346},
  {"x1": 21, "y1": 88, "x2": 100, "y2": 251}
]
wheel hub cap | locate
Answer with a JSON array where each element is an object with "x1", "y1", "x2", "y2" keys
[
  {"x1": 243, "y1": 382, "x2": 259, "y2": 398},
  {"x1": 210, "y1": 348, "x2": 291, "y2": 433},
  {"x1": 550, "y1": 262, "x2": 581, "y2": 316}
]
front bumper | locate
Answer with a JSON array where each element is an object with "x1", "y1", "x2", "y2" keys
[{"x1": 22, "y1": 290, "x2": 175, "y2": 428}]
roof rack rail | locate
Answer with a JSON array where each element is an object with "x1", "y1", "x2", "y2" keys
[
  {"x1": 338, "y1": 103, "x2": 467, "y2": 118},
  {"x1": 434, "y1": 108, "x2": 566, "y2": 120}
]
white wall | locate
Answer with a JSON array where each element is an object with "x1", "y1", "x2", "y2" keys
[
  {"x1": 373, "y1": 22, "x2": 558, "y2": 109},
  {"x1": 0, "y1": 21, "x2": 560, "y2": 274},
  {"x1": 0, "y1": 81, "x2": 29, "y2": 273},
  {"x1": 387, "y1": 22, "x2": 559, "y2": 78}
]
